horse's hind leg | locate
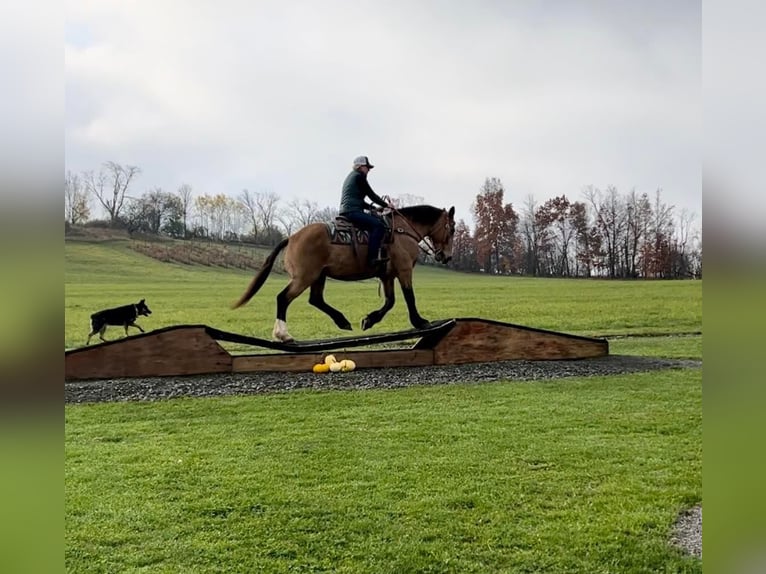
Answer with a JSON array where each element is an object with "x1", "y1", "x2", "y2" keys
[
  {"x1": 273, "y1": 277, "x2": 312, "y2": 343},
  {"x1": 361, "y1": 276, "x2": 396, "y2": 331},
  {"x1": 309, "y1": 274, "x2": 353, "y2": 331}
]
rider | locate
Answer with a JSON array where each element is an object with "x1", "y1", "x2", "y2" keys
[{"x1": 339, "y1": 155, "x2": 394, "y2": 270}]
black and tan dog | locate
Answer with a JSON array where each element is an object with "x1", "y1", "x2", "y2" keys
[{"x1": 87, "y1": 299, "x2": 152, "y2": 344}]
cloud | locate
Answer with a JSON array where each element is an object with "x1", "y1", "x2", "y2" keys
[{"x1": 66, "y1": 0, "x2": 701, "y2": 226}]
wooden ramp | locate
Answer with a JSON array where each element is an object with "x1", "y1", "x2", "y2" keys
[{"x1": 65, "y1": 318, "x2": 608, "y2": 380}]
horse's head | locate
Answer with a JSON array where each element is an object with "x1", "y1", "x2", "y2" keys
[{"x1": 430, "y1": 206, "x2": 456, "y2": 264}]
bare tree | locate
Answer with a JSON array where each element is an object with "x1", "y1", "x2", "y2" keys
[
  {"x1": 238, "y1": 189, "x2": 259, "y2": 239},
  {"x1": 65, "y1": 170, "x2": 90, "y2": 225},
  {"x1": 176, "y1": 183, "x2": 194, "y2": 238},
  {"x1": 83, "y1": 161, "x2": 140, "y2": 225},
  {"x1": 584, "y1": 185, "x2": 627, "y2": 278},
  {"x1": 314, "y1": 205, "x2": 339, "y2": 223},
  {"x1": 391, "y1": 193, "x2": 426, "y2": 208},
  {"x1": 645, "y1": 188, "x2": 675, "y2": 278},
  {"x1": 519, "y1": 195, "x2": 541, "y2": 275},
  {"x1": 254, "y1": 190, "x2": 281, "y2": 235},
  {"x1": 281, "y1": 198, "x2": 321, "y2": 232},
  {"x1": 623, "y1": 189, "x2": 652, "y2": 278}
]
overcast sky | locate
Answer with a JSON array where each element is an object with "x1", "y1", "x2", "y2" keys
[{"x1": 65, "y1": 0, "x2": 701, "y2": 228}]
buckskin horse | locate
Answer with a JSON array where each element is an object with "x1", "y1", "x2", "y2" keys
[{"x1": 232, "y1": 205, "x2": 456, "y2": 342}]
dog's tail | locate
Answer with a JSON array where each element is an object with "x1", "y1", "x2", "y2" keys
[{"x1": 231, "y1": 238, "x2": 289, "y2": 309}]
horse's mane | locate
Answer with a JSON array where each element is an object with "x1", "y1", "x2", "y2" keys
[{"x1": 396, "y1": 205, "x2": 443, "y2": 225}]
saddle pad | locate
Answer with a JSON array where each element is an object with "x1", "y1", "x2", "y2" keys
[{"x1": 324, "y1": 222, "x2": 370, "y2": 245}]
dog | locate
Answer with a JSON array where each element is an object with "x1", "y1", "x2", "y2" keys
[{"x1": 87, "y1": 299, "x2": 152, "y2": 344}]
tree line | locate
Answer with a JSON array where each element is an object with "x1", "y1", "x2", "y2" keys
[
  {"x1": 462, "y1": 177, "x2": 701, "y2": 278},
  {"x1": 65, "y1": 162, "x2": 701, "y2": 278}
]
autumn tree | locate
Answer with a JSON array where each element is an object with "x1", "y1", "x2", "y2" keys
[
  {"x1": 643, "y1": 188, "x2": 675, "y2": 278},
  {"x1": 194, "y1": 193, "x2": 246, "y2": 240},
  {"x1": 569, "y1": 200, "x2": 592, "y2": 277},
  {"x1": 450, "y1": 219, "x2": 478, "y2": 272},
  {"x1": 472, "y1": 177, "x2": 518, "y2": 273}
]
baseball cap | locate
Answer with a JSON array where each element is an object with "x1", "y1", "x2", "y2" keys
[{"x1": 353, "y1": 155, "x2": 375, "y2": 169}]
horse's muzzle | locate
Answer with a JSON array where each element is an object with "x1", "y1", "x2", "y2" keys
[{"x1": 435, "y1": 251, "x2": 452, "y2": 264}]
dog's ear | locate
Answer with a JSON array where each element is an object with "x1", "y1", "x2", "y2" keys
[{"x1": 139, "y1": 298, "x2": 145, "y2": 304}]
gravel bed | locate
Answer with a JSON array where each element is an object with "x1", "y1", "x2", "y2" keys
[
  {"x1": 671, "y1": 505, "x2": 702, "y2": 558},
  {"x1": 65, "y1": 354, "x2": 701, "y2": 404}
]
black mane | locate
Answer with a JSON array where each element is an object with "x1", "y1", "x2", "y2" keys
[{"x1": 397, "y1": 205, "x2": 443, "y2": 225}]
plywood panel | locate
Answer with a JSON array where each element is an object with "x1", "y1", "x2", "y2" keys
[
  {"x1": 65, "y1": 327, "x2": 233, "y2": 380},
  {"x1": 232, "y1": 349, "x2": 434, "y2": 373},
  {"x1": 433, "y1": 320, "x2": 607, "y2": 364}
]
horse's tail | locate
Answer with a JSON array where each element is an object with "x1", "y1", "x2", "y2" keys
[{"x1": 231, "y1": 238, "x2": 289, "y2": 309}]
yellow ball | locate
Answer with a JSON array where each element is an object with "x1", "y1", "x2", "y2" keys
[
  {"x1": 329, "y1": 361, "x2": 343, "y2": 372},
  {"x1": 312, "y1": 363, "x2": 330, "y2": 373},
  {"x1": 324, "y1": 354, "x2": 337, "y2": 365},
  {"x1": 339, "y1": 359, "x2": 356, "y2": 372}
]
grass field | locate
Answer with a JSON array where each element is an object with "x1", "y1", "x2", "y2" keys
[
  {"x1": 65, "y1": 239, "x2": 702, "y2": 351},
  {"x1": 65, "y1": 238, "x2": 702, "y2": 573}
]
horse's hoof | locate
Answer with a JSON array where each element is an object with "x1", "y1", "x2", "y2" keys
[{"x1": 414, "y1": 319, "x2": 430, "y2": 330}]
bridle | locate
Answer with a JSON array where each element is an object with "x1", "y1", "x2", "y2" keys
[{"x1": 387, "y1": 207, "x2": 450, "y2": 261}]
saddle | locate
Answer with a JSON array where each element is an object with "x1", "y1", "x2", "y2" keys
[{"x1": 325, "y1": 213, "x2": 393, "y2": 247}]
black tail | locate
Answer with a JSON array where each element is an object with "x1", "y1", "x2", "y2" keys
[{"x1": 231, "y1": 238, "x2": 289, "y2": 309}]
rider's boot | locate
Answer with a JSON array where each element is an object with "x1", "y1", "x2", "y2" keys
[{"x1": 368, "y1": 248, "x2": 389, "y2": 274}]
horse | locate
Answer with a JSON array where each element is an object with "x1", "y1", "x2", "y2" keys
[{"x1": 232, "y1": 204, "x2": 456, "y2": 343}]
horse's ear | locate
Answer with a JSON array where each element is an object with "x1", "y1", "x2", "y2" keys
[{"x1": 448, "y1": 206, "x2": 455, "y2": 218}]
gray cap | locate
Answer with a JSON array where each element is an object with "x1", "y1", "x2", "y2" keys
[{"x1": 353, "y1": 155, "x2": 374, "y2": 169}]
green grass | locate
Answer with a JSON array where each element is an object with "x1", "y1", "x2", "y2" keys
[
  {"x1": 65, "y1": 238, "x2": 702, "y2": 572},
  {"x1": 66, "y1": 370, "x2": 701, "y2": 573},
  {"x1": 65, "y1": 239, "x2": 702, "y2": 349}
]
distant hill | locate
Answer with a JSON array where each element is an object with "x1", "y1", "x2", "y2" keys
[{"x1": 66, "y1": 226, "x2": 279, "y2": 272}]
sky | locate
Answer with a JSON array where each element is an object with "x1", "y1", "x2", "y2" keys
[{"x1": 65, "y1": 0, "x2": 701, "y2": 229}]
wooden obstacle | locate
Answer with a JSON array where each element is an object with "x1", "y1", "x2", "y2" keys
[{"x1": 65, "y1": 318, "x2": 609, "y2": 381}]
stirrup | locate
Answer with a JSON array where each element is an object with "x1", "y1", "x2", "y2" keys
[{"x1": 368, "y1": 256, "x2": 389, "y2": 273}]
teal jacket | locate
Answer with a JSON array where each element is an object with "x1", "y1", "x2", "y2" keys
[{"x1": 339, "y1": 170, "x2": 387, "y2": 214}]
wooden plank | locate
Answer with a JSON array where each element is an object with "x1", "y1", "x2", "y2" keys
[
  {"x1": 433, "y1": 319, "x2": 607, "y2": 364},
  {"x1": 231, "y1": 349, "x2": 434, "y2": 373},
  {"x1": 65, "y1": 327, "x2": 233, "y2": 380},
  {"x1": 207, "y1": 319, "x2": 454, "y2": 352}
]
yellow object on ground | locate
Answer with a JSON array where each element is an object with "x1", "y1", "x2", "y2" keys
[
  {"x1": 329, "y1": 362, "x2": 343, "y2": 372},
  {"x1": 312, "y1": 363, "x2": 330, "y2": 373},
  {"x1": 324, "y1": 354, "x2": 337, "y2": 365},
  {"x1": 339, "y1": 359, "x2": 356, "y2": 372}
]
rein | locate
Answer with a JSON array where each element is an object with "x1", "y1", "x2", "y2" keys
[{"x1": 387, "y1": 208, "x2": 440, "y2": 259}]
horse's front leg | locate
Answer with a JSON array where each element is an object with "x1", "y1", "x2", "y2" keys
[
  {"x1": 361, "y1": 276, "x2": 396, "y2": 331},
  {"x1": 397, "y1": 271, "x2": 429, "y2": 329}
]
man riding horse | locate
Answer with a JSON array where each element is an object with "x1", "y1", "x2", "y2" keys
[{"x1": 339, "y1": 155, "x2": 395, "y2": 273}]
